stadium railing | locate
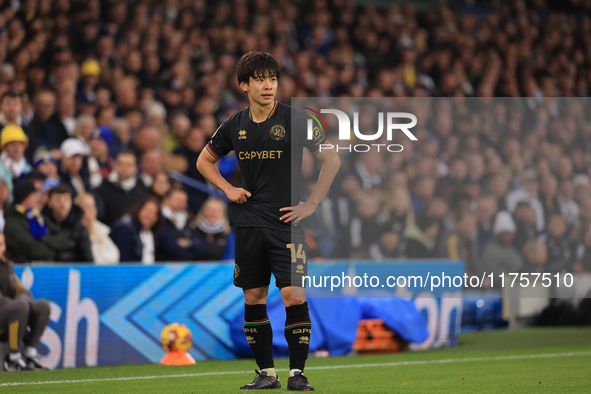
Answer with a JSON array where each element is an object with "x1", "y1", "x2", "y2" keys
[{"x1": 168, "y1": 171, "x2": 227, "y2": 200}]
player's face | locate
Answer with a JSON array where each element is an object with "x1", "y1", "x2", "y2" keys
[{"x1": 241, "y1": 73, "x2": 277, "y2": 107}]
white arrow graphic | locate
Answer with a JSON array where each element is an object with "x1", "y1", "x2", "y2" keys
[
  {"x1": 101, "y1": 265, "x2": 186, "y2": 362},
  {"x1": 131, "y1": 264, "x2": 219, "y2": 361},
  {"x1": 163, "y1": 265, "x2": 236, "y2": 359},
  {"x1": 193, "y1": 275, "x2": 244, "y2": 348}
]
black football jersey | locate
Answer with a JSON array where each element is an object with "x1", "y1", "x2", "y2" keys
[{"x1": 206, "y1": 101, "x2": 329, "y2": 230}]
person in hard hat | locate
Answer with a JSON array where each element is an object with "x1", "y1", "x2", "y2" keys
[
  {"x1": 0, "y1": 124, "x2": 32, "y2": 201},
  {"x1": 76, "y1": 59, "x2": 101, "y2": 109}
]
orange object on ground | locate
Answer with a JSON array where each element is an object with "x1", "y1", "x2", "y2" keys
[
  {"x1": 159, "y1": 351, "x2": 197, "y2": 365},
  {"x1": 352, "y1": 319, "x2": 409, "y2": 354}
]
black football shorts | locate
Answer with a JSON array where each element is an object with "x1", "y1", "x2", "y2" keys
[{"x1": 234, "y1": 226, "x2": 307, "y2": 289}]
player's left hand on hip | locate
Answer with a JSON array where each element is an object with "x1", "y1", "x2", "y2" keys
[{"x1": 279, "y1": 202, "x2": 315, "y2": 225}]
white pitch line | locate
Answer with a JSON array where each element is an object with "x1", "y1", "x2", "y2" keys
[{"x1": 1, "y1": 351, "x2": 590, "y2": 387}]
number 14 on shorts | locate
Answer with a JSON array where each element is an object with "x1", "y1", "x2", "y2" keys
[
  {"x1": 286, "y1": 243, "x2": 306, "y2": 264},
  {"x1": 287, "y1": 243, "x2": 307, "y2": 290}
]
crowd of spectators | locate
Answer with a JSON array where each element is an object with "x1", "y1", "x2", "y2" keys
[
  {"x1": 314, "y1": 97, "x2": 591, "y2": 282},
  {"x1": 0, "y1": 0, "x2": 589, "y2": 274}
]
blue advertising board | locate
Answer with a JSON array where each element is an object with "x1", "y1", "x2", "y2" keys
[{"x1": 14, "y1": 261, "x2": 464, "y2": 368}]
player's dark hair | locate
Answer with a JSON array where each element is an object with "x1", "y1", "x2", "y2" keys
[{"x1": 236, "y1": 51, "x2": 281, "y2": 85}]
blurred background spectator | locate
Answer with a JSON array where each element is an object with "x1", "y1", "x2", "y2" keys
[
  {"x1": 76, "y1": 192, "x2": 120, "y2": 265},
  {"x1": 109, "y1": 196, "x2": 162, "y2": 263},
  {"x1": 192, "y1": 197, "x2": 234, "y2": 261},
  {"x1": 481, "y1": 211, "x2": 523, "y2": 278},
  {"x1": 42, "y1": 185, "x2": 92, "y2": 263},
  {"x1": 95, "y1": 151, "x2": 146, "y2": 226},
  {"x1": 58, "y1": 138, "x2": 89, "y2": 197},
  {"x1": 0, "y1": 125, "x2": 30, "y2": 197},
  {"x1": 157, "y1": 187, "x2": 208, "y2": 261},
  {"x1": 4, "y1": 180, "x2": 73, "y2": 262}
]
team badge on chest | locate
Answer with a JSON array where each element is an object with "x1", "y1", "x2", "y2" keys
[{"x1": 270, "y1": 124, "x2": 286, "y2": 140}]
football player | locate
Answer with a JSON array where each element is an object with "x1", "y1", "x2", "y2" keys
[{"x1": 197, "y1": 51, "x2": 340, "y2": 390}]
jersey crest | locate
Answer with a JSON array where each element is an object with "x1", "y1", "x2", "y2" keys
[{"x1": 270, "y1": 124, "x2": 286, "y2": 140}]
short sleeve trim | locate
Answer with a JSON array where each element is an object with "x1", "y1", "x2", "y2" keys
[
  {"x1": 311, "y1": 138, "x2": 330, "y2": 155},
  {"x1": 206, "y1": 143, "x2": 222, "y2": 159}
]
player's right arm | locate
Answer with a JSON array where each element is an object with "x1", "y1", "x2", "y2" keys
[
  {"x1": 197, "y1": 149, "x2": 251, "y2": 204},
  {"x1": 197, "y1": 122, "x2": 251, "y2": 204}
]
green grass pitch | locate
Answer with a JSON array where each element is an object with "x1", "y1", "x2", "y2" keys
[{"x1": 1, "y1": 328, "x2": 590, "y2": 393}]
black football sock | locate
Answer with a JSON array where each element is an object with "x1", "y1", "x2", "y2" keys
[
  {"x1": 284, "y1": 302, "x2": 311, "y2": 372},
  {"x1": 244, "y1": 303, "x2": 274, "y2": 371}
]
